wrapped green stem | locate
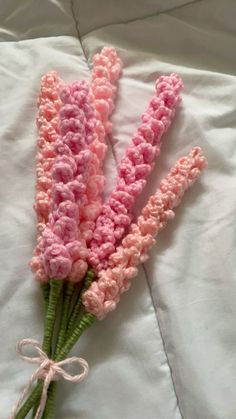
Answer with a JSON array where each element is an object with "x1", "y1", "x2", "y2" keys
[
  {"x1": 15, "y1": 384, "x2": 43, "y2": 419},
  {"x1": 54, "y1": 281, "x2": 75, "y2": 358},
  {"x1": 42, "y1": 280, "x2": 63, "y2": 356},
  {"x1": 41, "y1": 283, "x2": 50, "y2": 312},
  {"x1": 15, "y1": 280, "x2": 62, "y2": 419},
  {"x1": 66, "y1": 269, "x2": 94, "y2": 339},
  {"x1": 42, "y1": 312, "x2": 96, "y2": 419}
]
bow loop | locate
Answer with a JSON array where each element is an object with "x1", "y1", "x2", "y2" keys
[
  {"x1": 57, "y1": 356, "x2": 89, "y2": 382},
  {"x1": 16, "y1": 339, "x2": 47, "y2": 364}
]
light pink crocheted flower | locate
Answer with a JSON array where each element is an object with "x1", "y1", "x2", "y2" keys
[
  {"x1": 34, "y1": 72, "x2": 62, "y2": 225},
  {"x1": 88, "y1": 73, "x2": 183, "y2": 272},
  {"x1": 39, "y1": 81, "x2": 96, "y2": 281},
  {"x1": 29, "y1": 71, "x2": 62, "y2": 282},
  {"x1": 83, "y1": 147, "x2": 207, "y2": 319},
  {"x1": 79, "y1": 47, "x2": 122, "y2": 243}
]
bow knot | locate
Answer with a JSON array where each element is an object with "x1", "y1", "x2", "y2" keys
[
  {"x1": 10, "y1": 339, "x2": 89, "y2": 419},
  {"x1": 37, "y1": 358, "x2": 59, "y2": 381}
]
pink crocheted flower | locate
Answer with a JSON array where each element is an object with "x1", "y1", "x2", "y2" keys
[
  {"x1": 66, "y1": 240, "x2": 88, "y2": 261},
  {"x1": 29, "y1": 71, "x2": 62, "y2": 281},
  {"x1": 70, "y1": 259, "x2": 88, "y2": 282},
  {"x1": 34, "y1": 72, "x2": 62, "y2": 224},
  {"x1": 39, "y1": 80, "x2": 96, "y2": 281},
  {"x1": 30, "y1": 48, "x2": 122, "y2": 283},
  {"x1": 82, "y1": 281, "x2": 106, "y2": 317},
  {"x1": 56, "y1": 200, "x2": 79, "y2": 219},
  {"x1": 79, "y1": 47, "x2": 122, "y2": 243},
  {"x1": 42, "y1": 244, "x2": 72, "y2": 280},
  {"x1": 88, "y1": 73, "x2": 183, "y2": 272},
  {"x1": 83, "y1": 147, "x2": 207, "y2": 319}
]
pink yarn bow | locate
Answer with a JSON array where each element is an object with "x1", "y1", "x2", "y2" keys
[{"x1": 10, "y1": 339, "x2": 89, "y2": 419}]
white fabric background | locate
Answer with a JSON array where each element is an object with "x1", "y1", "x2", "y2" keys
[{"x1": 0, "y1": 1, "x2": 236, "y2": 418}]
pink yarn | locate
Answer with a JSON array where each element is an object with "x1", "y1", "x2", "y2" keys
[
  {"x1": 83, "y1": 147, "x2": 207, "y2": 319},
  {"x1": 43, "y1": 244, "x2": 72, "y2": 280},
  {"x1": 29, "y1": 71, "x2": 62, "y2": 282},
  {"x1": 34, "y1": 72, "x2": 62, "y2": 225},
  {"x1": 79, "y1": 47, "x2": 122, "y2": 243},
  {"x1": 38, "y1": 81, "x2": 96, "y2": 281},
  {"x1": 30, "y1": 47, "x2": 122, "y2": 282},
  {"x1": 88, "y1": 73, "x2": 183, "y2": 272}
]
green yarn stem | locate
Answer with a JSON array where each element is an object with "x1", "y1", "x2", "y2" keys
[
  {"x1": 42, "y1": 280, "x2": 63, "y2": 356},
  {"x1": 66, "y1": 269, "x2": 94, "y2": 339},
  {"x1": 54, "y1": 281, "x2": 75, "y2": 359},
  {"x1": 15, "y1": 277, "x2": 94, "y2": 418},
  {"x1": 31, "y1": 282, "x2": 72, "y2": 418},
  {"x1": 41, "y1": 283, "x2": 50, "y2": 312},
  {"x1": 15, "y1": 279, "x2": 62, "y2": 419},
  {"x1": 15, "y1": 383, "x2": 43, "y2": 419},
  {"x1": 41, "y1": 383, "x2": 57, "y2": 419},
  {"x1": 58, "y1": 312, "x2": 95, "y2": 361},
  {"x1": 41, "y1": 272, "x2": 94, "y2": 419},
  {"x1": 31, "y1": 281, "x2": 65, "y2": 417},
  {"x1": 31, "y1": 387, "x2": 41, "y2": 418},
  {"x1": 41, "y1": 312, "x2": 96, "y2": 419}
]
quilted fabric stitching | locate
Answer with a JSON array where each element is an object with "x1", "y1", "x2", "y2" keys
[{"x1": 77, "y1": 0, "x2": 201, "y2": 37}]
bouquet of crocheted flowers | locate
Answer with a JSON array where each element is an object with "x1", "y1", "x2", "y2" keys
[{"x1": 10, "y1": 47, "x2": 207, "y2": 419}]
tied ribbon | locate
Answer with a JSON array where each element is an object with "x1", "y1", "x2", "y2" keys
[{"x1": 10, "y1": 339, "x2": 89, "y2": 419}]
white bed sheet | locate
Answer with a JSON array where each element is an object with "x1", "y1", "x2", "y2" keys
[{"x1": 1, "y1": 1, "x2": 236, "y2": 418}]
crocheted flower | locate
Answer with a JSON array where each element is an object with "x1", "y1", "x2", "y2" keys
[
  {"x1": 34, "y1": 72, "x2": 62, "y2": 226},
  {"x1": 79, "y1": 47, "x2": 122, "y2": 243},
  {"x1": 83, "y1": 147, "x2": 207, "y2": 319},
  {"x1": 88, "y1": 73, "x2": 183, "y2": 272},
  {"x1": 29, "y1": 71, "x2": 62, "y2": 282},
  {"x1": 42, "y1": 244, "x2": 72, "y2": 280},
  {"x1": 39, "y1": 81, "x2": 96, "y2": 282}
]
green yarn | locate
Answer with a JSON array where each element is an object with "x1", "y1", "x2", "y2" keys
[
  {"x1": 42, "y1": 280, "x2": 63, "y2": 356},
  {"x1": 15, "y1": 280, "x2": 62, "y2": 419},
  {"x1": 41, "y1": 312, "x2": 96, "y2": 419},
  {"x1": 66, "y1": 269, "x2": 94, "y2": 339},
  {"x1": 58, "y1": 312, "x2": 95, "y2": 361},
  {"x1": 41, "y1": 283, "x2": 50, "y2": 312},
  {"x1": 31, "y1": 280, "x2": 66, "y2": 417},
  {"x1": 41, "y1": 273, "x2": 95, "y2": 419},
  {"x1": 41, "y1": 382, "x2": 57, "y2": 419},
  {"x1": 41, "y1": 281, "x2": 76, "y2": 418},
  {"x1": 14, "y1": 274, "x2": 95, "y2": 418},
  {"x1": 15, "y1": 382, "x2": 43, "y2": 418},
  {"x1": 16, "y1": 312, "x2": 95, "y2": 418},
  {"x1": 54, "y1": 281, "x2": 75, "y2": 358}
]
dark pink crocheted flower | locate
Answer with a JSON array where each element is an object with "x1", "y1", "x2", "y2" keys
[
  {"x1": 88, "y1": 73, "x2": 183, "y2": 272},
  {"x1": 39, "y1": 80, "x2": 96, "y2": 281}
]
